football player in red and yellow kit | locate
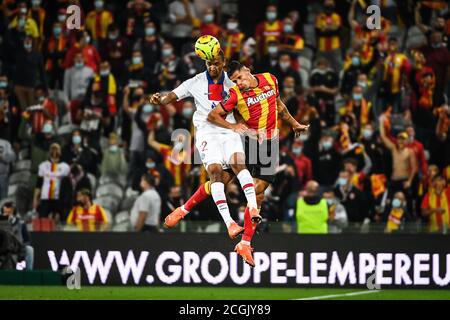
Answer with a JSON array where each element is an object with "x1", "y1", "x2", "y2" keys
[{"x1": 207, "y1": 60, "x2": 309, "y2": 266}]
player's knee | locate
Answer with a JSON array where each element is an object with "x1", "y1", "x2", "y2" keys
[
  {"x1": 207, "y1": 164, "x2": 223, "y2": 182},
  {"x1": 230, "y1": 163, "x2": 246, "y2": 175}
]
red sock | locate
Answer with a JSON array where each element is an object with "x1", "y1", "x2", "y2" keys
[
  {"x1": 183, "y1": 182, "x2": 210, "y2": 212},
  {"x1": 242, "y1": 207, "x2": 257, "y2": 242}
]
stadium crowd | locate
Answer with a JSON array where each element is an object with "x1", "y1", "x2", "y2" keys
[{"x1": 0, "y1": 0, "x2": 449, "y2": 235}]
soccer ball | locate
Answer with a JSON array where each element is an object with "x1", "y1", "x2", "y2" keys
[{"x1": 195, "y1": 35, "x2": 221, "y2": 61}]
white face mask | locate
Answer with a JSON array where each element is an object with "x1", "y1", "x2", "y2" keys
[
  {"x1": 227, "y1": 22, "x2": 238, "y2": 31},
  {"x1": 204, "y1": 14, "x2": 214, "y2": 23},
  {"x1": 279, "y1": 61, "x2": 290, "y2": 71},
  {"x1": 268, "y1": 46, "x2": 278, "y2": 55}
]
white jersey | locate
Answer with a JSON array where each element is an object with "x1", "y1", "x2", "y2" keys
[
  {"x1": 172, "y1": 71, "x2": 236, "y2": 134},
  {"x1": 38, "y1": 160, "x2": 70, "y2": 200}
]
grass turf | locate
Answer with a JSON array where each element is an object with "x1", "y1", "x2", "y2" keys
[{"x1": 0, "y1": 286, "x2": 449, "y2": 300}]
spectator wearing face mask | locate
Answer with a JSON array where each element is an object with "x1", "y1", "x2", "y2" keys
[
  {"x1": 334, "y1": 170, "x2": 369, "y2": 224},
  {"x1": 274, "y1": 53, "x2": 302, "y2": 90},
  {"x1": 221, "y1": 16, "x2": 245, "y2": 61},
  {"x1": 296, "y1": 180, "x2": 329, "y2": 234},
  {"x1": 360, "y1": 123, "x2": 387, "y2": 175},
  {"x1": 8, "y1": 2, "x2": 39, "y2": 39},
  {"x1": 126, "y1": 50, "x2": 151, "y2": 90},
  {"x1": 315, "y1": 133, "x2": 341, "y2": 187},
  {"x1": 33, "y1": 143, "x2": 70, "y2": 220},
  {"x1": 140, "y1": 21, "x2": 163, "y2": 75},
  {"x1": 279, "y1": 16, "x2": 304, "y2": 56},
  {"x1": 13, "y1": 36, "x2": 46, "y2": 110},
  {"x1": 255, "y1": 4, "x2": 283, "y2": 59},
  {"x1": 64, "y1": 53, "x2": 95, "y2": 123},
  {"x1": 153, "y1": 42, "x2": 188, "y2": 91},
  {"x1": 67, "y1": 189, "x2": 109, "y2": 231},
  {"x1": 339, "y1": 85, "x2": 373, "y2": 135},
  {"x1": 315, "y1": 0, "x2": 343, "y2": 72},
  {"x1": 288, "y1": 139, "x2": 313, "y2": 190},
  {"x1": 100, "y1": 132, "x2": 128, "y2": 181},
  {"x1": 309, "y1": 58, "x2": 339, "y2": 127},
  {"x1": 78, "y1": 86, "x2": 109, "y2": 149},
  {"x1": 144, "y1": 154, "x2": 175, "y2": 200},
  {"x1": 385, "y1": 191, "x2": 407, "y2": 232},
  {"x1": 63, "y1": 30, "x2": 101, "y2": 73},
  {"x1": 20, "y1": 85, "x2": 58, "y2": 135},
  {"x1": 200, "y1": 7, "x2": 221, "y2": 39},
  {"x1": 61, "y1": 129, "x2": 98, "y2": 176},
  {"x1": 99, "y1": 24, "x2": 130, "y2": 87},
  {"x1": 85, "y1": 0, "x2": 113, "y2": 44},
  {"x1": 255, "y1": 40, "x2": 280, "y2": 73},
  {"x1": 82, "y1": 61, "x2": 117, "y2": 136},
  {"x1": 0, "y1": 76, "x2": 21, "y2": 142},
  {"x1": 44, "y1": 22, "x2": 68, "y2": 89},
  {"x1": 323, "y1": 189, "x2": 348, "y2": 233},
  {"x1": 173, "y1": 99, "x2": 194, "y2": 132},
  {"x1": 126, "y1": 0, "x2": 155, "y2": 39},
  {"x1": 341, "y1": 47, "x2": 364, "y2": 96}
]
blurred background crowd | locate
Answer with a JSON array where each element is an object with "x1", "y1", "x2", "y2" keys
[{"x1": 0, "y1": 0, "x2": 449, "y2": 236}]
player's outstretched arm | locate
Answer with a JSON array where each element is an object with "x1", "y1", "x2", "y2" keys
[
  {"x1": 207, "y1": 104, "x2": 248, "y2": 134},
  {"x1": 276, "y1": 97, "x2": 309, "y2": 137},
  {"x1": 148, "y1": 92, "x2": 179, "y2": 106}
]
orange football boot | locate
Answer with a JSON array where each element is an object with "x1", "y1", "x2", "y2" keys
[
  {"x1": 164, "y1": 207, "x2": 186, "y2": 228},
  {"x1": 249, "y1": 207, "x2": 262, "y2": 224},
  {"x1": 234, "y1": 242, "x2": 255, "y2": 267}
]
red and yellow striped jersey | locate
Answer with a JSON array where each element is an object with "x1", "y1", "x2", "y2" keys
[
  {"x1": 222, "y1": 73, "x2": 279, "y2": 139},
  {"x1": 67, "y1": 204, "x2": 108, "y2": 231},
  {"x1": 383, "y1": 53, "x2": 411, "y2": 94},
  {"x1": 421, "y1": 187, "x2": 450, "y2": 232},
  {"x1": 315, "y1": 13, "x2": 342, "y2": 52}
]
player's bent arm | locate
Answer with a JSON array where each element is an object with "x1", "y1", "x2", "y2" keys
[
  {"x1": 149, "y1": 92, "x2": 179, "y2": 106},
  {"x1": 277, "y1": 97, "x2": 299, "y2": 127},
  {"x1": 277, "y1": 97, "x2": 309, "y2": 135},
  {"x1": 207, "y1": 104, "x2": 237, "y2": 130}
]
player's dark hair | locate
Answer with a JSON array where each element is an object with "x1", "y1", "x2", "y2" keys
[
  {"x1": 227, "y1": 60, "x2": 243, "y2": 77},
  {"x1": 78, "y1": 188, "x2": 92, "y2": 201}
]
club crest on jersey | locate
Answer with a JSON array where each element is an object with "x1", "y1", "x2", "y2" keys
[{"x1": 247, "y1": 89, "x2": 275, "y2": 106}]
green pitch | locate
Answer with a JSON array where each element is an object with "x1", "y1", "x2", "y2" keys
[{"x1": 0, "y1": 286, "x2": 450, "y2": 300}]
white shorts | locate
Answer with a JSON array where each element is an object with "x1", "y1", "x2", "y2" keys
[{"x1": 195, "y1": 130, "x2": 244, "y2": 170}]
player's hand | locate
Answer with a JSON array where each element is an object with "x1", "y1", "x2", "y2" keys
[
  {"x1": 232, "y1": 123, "x2": 249, "y2": 135},
  {"x1": 293, "y1": 123, "x2": 309, "y2": 137},
  {"x1": 148, "y1": 93, "x2": 161, "y2": 105}
]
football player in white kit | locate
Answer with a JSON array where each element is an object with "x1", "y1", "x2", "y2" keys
[{"x1": 148, "y1": 50, "x2": 260, "y2": 239}]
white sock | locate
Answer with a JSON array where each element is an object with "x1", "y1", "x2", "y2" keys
[
  {"x1": 240, "y1": 240, "x2": 250, "y2": 246},
  {"x1": 236, "y1": 169, "x2": 257, "y2": 209},
  {"x1": 180, "y1": 205, "x2": 189, "y2": 214},
  {"x1": 210, "y1": 182, "x2": 233, "y2": 227}
]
